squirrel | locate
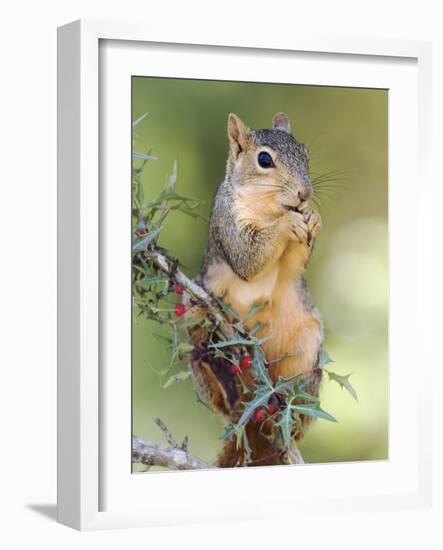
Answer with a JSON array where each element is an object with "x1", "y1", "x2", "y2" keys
[{"x1": 187, "y1": 112, "x2": 323, "y2": 467}]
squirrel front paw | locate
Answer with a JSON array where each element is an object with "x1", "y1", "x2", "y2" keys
[
  {"x1": 287, "y1": 207, "x2": 322, "y2": 245},
  {"x1": 287, "y1": 210, "x2": 309, "y2": 243},
  {"x1": 303, "y1": 207, "x2": 322, "y2": 241}
]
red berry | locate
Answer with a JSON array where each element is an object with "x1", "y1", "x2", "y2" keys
[
  {"x1": 174, "y1": 283, "x2": 185, "y2": 295},
  {"x1": 267, "y1": 403, "x2": 278, "y2": 415},
  {"x1": 230, "y1": 364, "x2": 241, "y2": 375},
  {"x1": 174, "y1": 303, "x2": 187, "y2": 318},
  {"x1": 252, "y1": 408, "x2": 267, "y2": 423},
  {"x1": 240, "y1": 355, "x2": 252, "y2": 371}
]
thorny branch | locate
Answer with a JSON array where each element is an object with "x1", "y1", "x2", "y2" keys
[
  {"x1": 132, "y1": 420, "x2": 304, "y2": 471},
  {"x1": 143, "y1": 248, "x2": 236, "y2": 341},
  {"x1": 135, "y1": 247, "x2": 308, "y2": 469}
]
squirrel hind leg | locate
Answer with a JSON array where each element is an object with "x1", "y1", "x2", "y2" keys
[{"x1": 189, "y1": 351, "x2": 242, "y2": 418}]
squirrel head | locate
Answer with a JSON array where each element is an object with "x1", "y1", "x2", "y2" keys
[{"x1": 226, "y1": 113, "x2": 312, "y2": 217}]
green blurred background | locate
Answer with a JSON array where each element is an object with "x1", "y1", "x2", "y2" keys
[{"x1": 132, "y1": 76, "x2": 388, "y2": 468}]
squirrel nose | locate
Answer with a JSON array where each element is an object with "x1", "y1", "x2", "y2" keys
[{"x1": 298, "y1": 187, "x2": 312, "y2": 201}]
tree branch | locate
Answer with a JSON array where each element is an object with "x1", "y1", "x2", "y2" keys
[
  {"x1": 132, "y1": 435, "x2": 214, "y2": 470},
  {"x1": 132, "y1": 434, "x2": 305, "y2": 470}
]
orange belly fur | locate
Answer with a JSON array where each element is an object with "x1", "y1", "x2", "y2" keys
[{"x1": 204, "y1": 240, "x2": 321, "y2": 380}]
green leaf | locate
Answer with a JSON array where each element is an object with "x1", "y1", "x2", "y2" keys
[
  {"x1": 152, "y1": 191, "x2": 198, "y2": 203},
  {"x1": 133, "y1": 152, "x2": 157, "y2": 161},
  {"x1": 216, "y1": 299, "x2": 240, "y2": 318},
  {"x1": 276, "y1": 404, "x2": 296, "y2": 449},
  {"x1": 290, "y1": 385, "x2": 320, "y2": 403},
  {"x1": 176, "y1": 342, "x2": 195, "y2": 355},
  {"x1": 132, "y1": 227, "x2": 161, "y2": 253},
  {"x1": 165, "y1": 160, "x2": 178, "y2": 192},
  {"x1": 174, "y1": 316, "x2": 204, "y2": 328},
  {"x1": 208, "y1": 336, "x2": 265, "y2": 349},
  {"x1": 221, "y1": 424, "x2": 237, "y2": 441},
  {"x1": 139, "y1": 277, "x2": 168, "y2": 288},
  {"x1": 132, "y1": 113, "x2": 148, "y2": 127},
  {"x1": 249, "y1": 322, "x2": 262, "y2": 335},
  {"x1": 252, "y1": 347, "x2": 273, "y2": 387},
  {"x1": 135, "y1": 179, "x2": 145, "y2": 208},
  {"x1": 132, "y1": 264, "x2": 149, "y2": 276},
  {"x1": 273, "y1": 375, "x2": 300, "y2": 394},
  {"x1": 319, "y1": 349, "x2": 333, "y2": 367},
  {"x1": 163, "y1": 370, "x2": 192, "y2": 389},
  {"x1": 245, "y1": 301, "x2": 268, "y2": 319},
  {"x1": 241, "y1": 428, "x2": 253, "y2": 460},
  {"x1": 235, "y1": 385, "x2": 275, "y2": 430},
  {"x1": 327, "y1": 371, "x2": 358, "y2": 402},
  {"x1": 291, "y1": 403, "x2": 337, "y2": 423}
]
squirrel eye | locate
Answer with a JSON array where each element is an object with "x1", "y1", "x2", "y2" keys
[{"x1": 257, "y1": 151, "x2": 275, "y2": 169}]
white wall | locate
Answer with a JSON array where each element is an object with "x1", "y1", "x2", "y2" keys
[{"x1": 0, "y1": 0, "x2": 441, "y2": 547}]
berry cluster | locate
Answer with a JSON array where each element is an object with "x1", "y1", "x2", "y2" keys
[
  {"x1": 173, "y1": 282, "x2": 187, "y2": 317},
  {"x1": 252, "y1": 400, "x2": 279, "y2": 423},
  {"x1": 230, "y1": 354, "x2": 252, "y2": 375}
]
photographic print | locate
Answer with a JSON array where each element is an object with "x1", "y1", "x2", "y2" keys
[{"x1": 131, "y1": 77, "x2": 388, "y2": 471}]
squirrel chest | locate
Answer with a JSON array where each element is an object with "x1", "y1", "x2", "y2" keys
[{"x1": 205, "y1": 240, "x2": 322, "y2": 381}]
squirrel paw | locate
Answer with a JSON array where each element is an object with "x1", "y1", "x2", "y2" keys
[
  {"x1": 288, "y1": 210, "x2": 309, "y2": 243},
  {"x1": 303, "y1": 207, "x2": 322, "y2": 241}
]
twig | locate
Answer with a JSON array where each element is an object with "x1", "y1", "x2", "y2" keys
[
  {"x1": 288, "y1": 442, "x2": 305, "y2": 465},
  {"x1": 155, "y1": 417, "x2": 177, "y2": 447},
  {"x1": 132, "y1": 435, "x2": 214, "y2": 470}
]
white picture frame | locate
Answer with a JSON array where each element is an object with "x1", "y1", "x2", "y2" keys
[{"x1": 57, "y1": 19, "x2": 436, "y2": 531}]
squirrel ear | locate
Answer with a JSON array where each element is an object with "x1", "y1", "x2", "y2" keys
[
  {"x1": 272, "y1": 112, "x2": 291, "y2": 133},
  {"x1": 228, "y1": 113, "x2": 248, "y2": 158}
]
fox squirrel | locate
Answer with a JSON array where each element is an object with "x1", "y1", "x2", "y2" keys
[{"x1": 188, "y1": 112, "x2": 323, "y2": 467}]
